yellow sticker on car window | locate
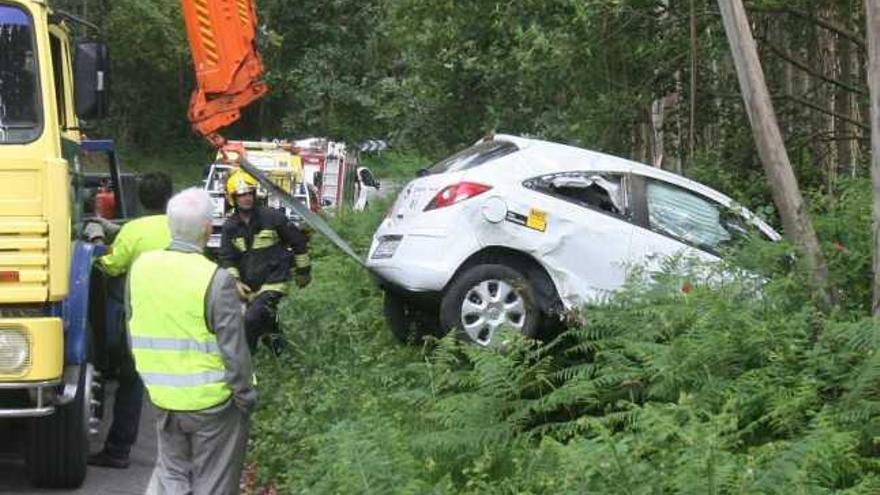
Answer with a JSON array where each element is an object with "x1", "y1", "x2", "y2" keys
[{"x1": 526, "y1": 208, "x2": 547, "y2": 232}]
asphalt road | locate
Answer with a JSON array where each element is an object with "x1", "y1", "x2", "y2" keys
[{"x1": 0, "y1": 383, "x2": 158, "y2": 495}]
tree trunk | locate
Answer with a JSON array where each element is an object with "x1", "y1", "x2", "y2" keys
[
  {"x1": 651, "y1": 95, "x2": 682, "y2": 169},
  {"x1": 838, "y1": 35, "x2": 858, "y2": 177},
  {"x1": 818, "y1": 6, "x2": 839, "y2": 194},
  {"x1": 717, "y1": 0, "x2": 832, "y2": 307},
  {"x1": 650, "y1": 98, "x2": 666, "y2": 168},
  {"x1": 632, "y1": 120, "x2": 648, "y2": 164},
  {"x1": 672, "y1": 71, "x2": 684, "y2": 175},
  {"x1": 866, "y1": 0, "x2": 880, "y2": 316},
  {"x1": 688, "y1": 0, "x2": 698, "y2": 166}
]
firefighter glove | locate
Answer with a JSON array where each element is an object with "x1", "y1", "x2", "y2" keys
[
  {"x1": 293, "y1": 253, "x2": 311, "y2": 288},
  {"x1": 235, "y1": 281, "x2": 253, "y2": 300},
  {"x1": 83, "y1": 222, "x2": 106, "y2": 244},
  {"x1": 94, "y1": 216, "x2": 122, "y2": 237}
]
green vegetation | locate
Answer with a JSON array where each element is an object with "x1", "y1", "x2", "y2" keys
[
  {"x1": 118, "y1": 146, "x2": 214, "y2": 189},
  {"x1": 361, "y1": 152, "x2": 431, "y2": 182},
  {"x1": 51, "y1": 1, "x2": 878, "y2": 491},
  {"x1": 241, "y1": 176, "x2": 880, "y2": 494}
]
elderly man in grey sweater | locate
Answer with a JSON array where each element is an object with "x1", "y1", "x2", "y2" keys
[{"x1": 127, "y1": 187, "x2": 255, "y2": 495}]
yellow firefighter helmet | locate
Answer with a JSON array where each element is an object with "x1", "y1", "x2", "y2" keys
[{"x1": 225, "y1": 169, "x2": 258, "y2": 205}]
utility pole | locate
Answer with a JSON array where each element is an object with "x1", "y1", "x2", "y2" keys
[
  {"x1": 717, "y1": 0, "x2": 832, "y2": 307},
  {"x1": 866, "y1": 0, "x2": 880, "y2": 316}
]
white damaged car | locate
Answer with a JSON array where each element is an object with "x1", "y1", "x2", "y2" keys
[{"x1": 367, "y1": 135, "x2": 780, "y2": 346}]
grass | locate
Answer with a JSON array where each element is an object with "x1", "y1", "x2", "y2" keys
[
  {"x1": 117, "y1": 145, "x2": 215, "y2": 189},
  {"x1": 361, "y1": 151, "x2": 430, "y2": 180}
]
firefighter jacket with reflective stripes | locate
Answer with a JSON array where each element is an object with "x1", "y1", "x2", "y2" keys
[
  {"x1": 128, "y1": 250, "x2": 231, "y2": 411},
  {"x1": 99, "y1": 214, "x2": 172, "y2": 276},
  {"x1": 218, "y1": 206, "x2": 310, "y2": 292}
]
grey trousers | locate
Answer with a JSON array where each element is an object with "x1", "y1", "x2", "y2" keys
[{"x1": 154, "y1": 400, "x2": 250, "y2": 495}]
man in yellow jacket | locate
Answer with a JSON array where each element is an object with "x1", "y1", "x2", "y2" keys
[
  {"x1": 87, "y1": 172, "x2": 173, "y2": 469},
  {"x1": 128, "y1": 188, "x2": 254, "y2": 494},
  {"x1": 93, "y1": 172, "x2": 173, "y2": 276}
]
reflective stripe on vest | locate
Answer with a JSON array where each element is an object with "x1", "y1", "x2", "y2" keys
[
  {"x1": 140, "y1": 370, "x2": 227, "y2": 387},
  {"x1": 129, "y1": 250, "x2": 230, "y2": 411},
  {"x1": 131, "y1": 336, "x2": 221, "y2": 354}
]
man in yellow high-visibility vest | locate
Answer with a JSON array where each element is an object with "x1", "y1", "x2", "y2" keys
[{"x1": 128, "y1": 188, "x2": 255, "y2": 495}]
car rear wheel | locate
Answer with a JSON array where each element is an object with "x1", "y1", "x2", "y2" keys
[
  {"x1": 440, "y1": 264, "x2": 541, "y2": 346},
  {"x1": 383, "y1": 291, "x2": 439, "y2": 344}
]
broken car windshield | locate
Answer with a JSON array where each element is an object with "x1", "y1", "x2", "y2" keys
[
  {"x1": 0, "y1": 4, "x2": 41, "y2": 144},
  {"x1": 527, "y1": 172, "x2": 626, "y2": 216}
]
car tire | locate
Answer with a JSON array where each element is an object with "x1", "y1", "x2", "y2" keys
[
  {"x1": 26, "y1": 363, "x2": 92, "y2": 489},
  {"x1": 440, "y1": 263, "x2": 541, "y2": 346},
  {"x1": 383, "y1": 291, "x2": 439, "y2": 344}
]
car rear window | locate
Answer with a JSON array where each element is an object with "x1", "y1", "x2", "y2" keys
[{"x1": 427, "y1": 141, "x2": 518, "y2": 174}]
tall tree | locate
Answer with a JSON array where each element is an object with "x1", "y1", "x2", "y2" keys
[
  {"x1": 866, "y1": 0, "x2": 880, "y2": 316},
  {"x1": 717, "y1": 0, "x2": 832, "y2": 306},
  {"x1": 688, "y1": 0, "x2": 697, "y2": 166}
]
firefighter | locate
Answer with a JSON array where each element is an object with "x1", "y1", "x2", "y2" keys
[
  {"x1": 128, "y1": 188, "x2": 254, "y2": 495},
  {"x1": 219, "y1": 170, "x2": 312, "y2": 354},
  {"x1": 86, "y1": 171, "x2": 173, "y2": 469}
]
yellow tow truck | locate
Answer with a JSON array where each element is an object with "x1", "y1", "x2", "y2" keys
[
  {"x1": 1, "y1": 0, "x2": 360, "y2": 488},
  {"x1": 0, "y1": 0, "x2": 121, "y2": 488}
]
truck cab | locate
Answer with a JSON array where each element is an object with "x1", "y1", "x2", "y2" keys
[{"x1": 0, "y1": 0, "x2": 111, "y2": 488}]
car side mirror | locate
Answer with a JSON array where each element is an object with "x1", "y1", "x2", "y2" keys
[{"x1": 74, "y1": 41, "x2": 110, "y2": 120}]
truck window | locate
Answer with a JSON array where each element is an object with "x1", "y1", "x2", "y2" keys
[
  {"x1": 0, "y1": 4, "x2": 41, "y2": 144},
  {"x1": 49, "y1": 33, "x2": 67, "y2": 129}
]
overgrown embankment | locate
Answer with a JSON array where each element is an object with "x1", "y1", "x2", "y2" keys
[{"x1": 244, "y1": 177, "x2": 880, "y2": 494}]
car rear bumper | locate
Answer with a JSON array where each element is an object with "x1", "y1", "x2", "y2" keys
[{"x1": 367, "y1": 229, "x2": 477, "y2": 292}]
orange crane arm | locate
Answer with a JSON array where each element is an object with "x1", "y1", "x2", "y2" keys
[
  {"x1": 178, "y1": 0, "x2": 366, "y2": 265},
  {"x1": 180, "y1": 0, "x2": 268, "y2": 147}
]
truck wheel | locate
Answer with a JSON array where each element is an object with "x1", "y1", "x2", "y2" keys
[
  {"x1": 440, "y1": 264, "x2": 541, "y2": 347},
  {"x1": 26, "y1": 364, "x2": 93, "y2": 489},
  {"x1": 383, "y1": 291, "x2": 439, "y2": 344}
]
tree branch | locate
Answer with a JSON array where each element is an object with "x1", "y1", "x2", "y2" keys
[
  {"x1": 779, "y1": 94, "x2": 870, "y2": 131},
  {"x1": 748, "y1": 4, "x2": 866, "y2": 51},
  {"x1": 757, "y1": 38, "x2": 868, "y2": 97}
]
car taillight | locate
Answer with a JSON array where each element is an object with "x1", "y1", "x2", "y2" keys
[{"x1": 424, "y1": 182, "x2": 492, "y2": 211}]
